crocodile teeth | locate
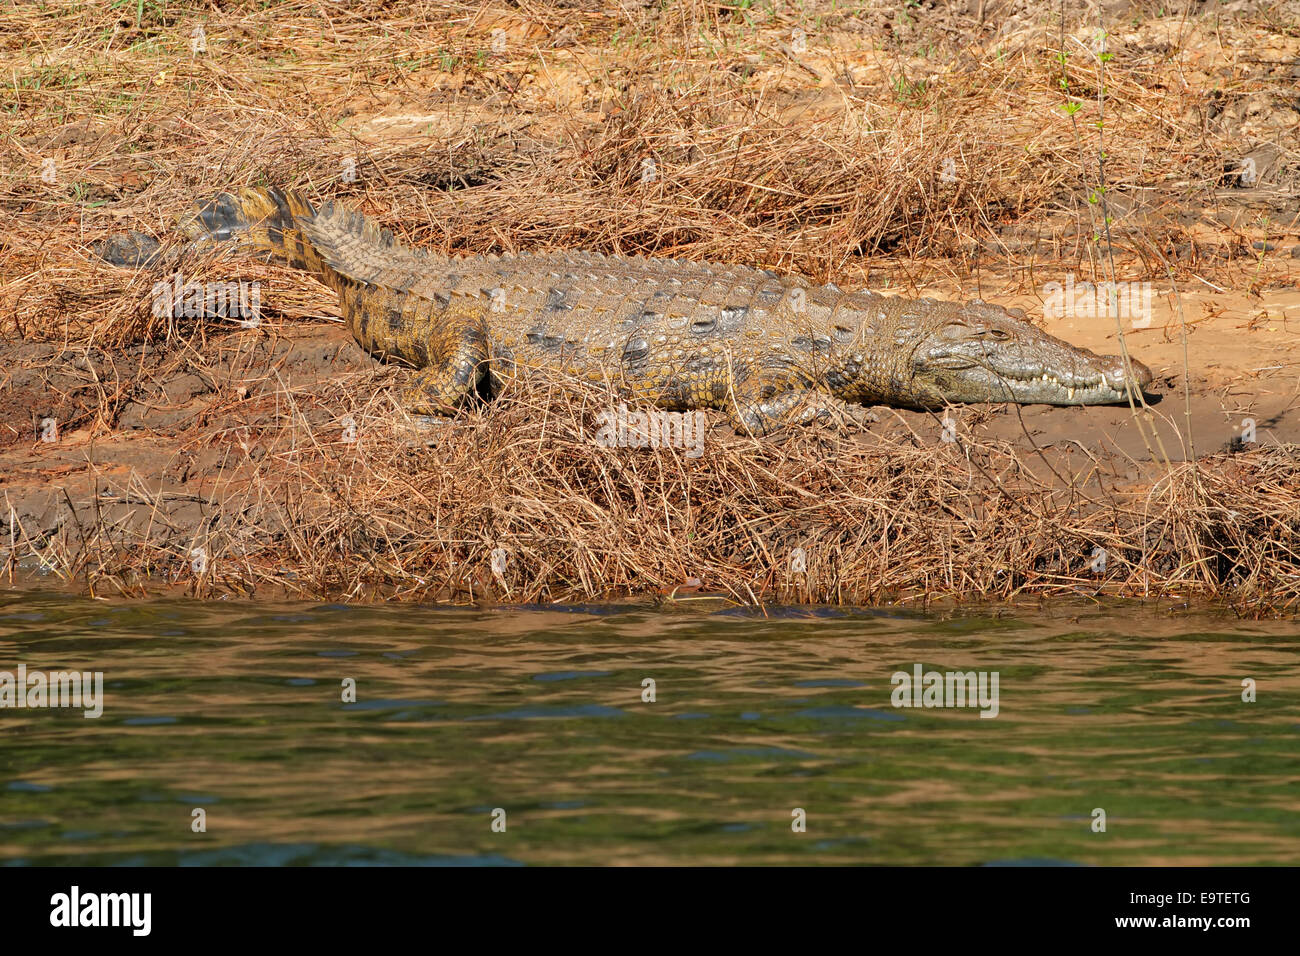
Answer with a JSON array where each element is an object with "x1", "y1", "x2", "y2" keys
[{"x1": 1068, "y1": 387, "x2": 1075, "y2": 400}]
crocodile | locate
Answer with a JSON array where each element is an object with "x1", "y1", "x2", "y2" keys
[{"x1": 99, "y1": 187, "x2": 1154, "y2": 434}]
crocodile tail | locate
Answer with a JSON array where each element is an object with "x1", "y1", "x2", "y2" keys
[{"x1": 177, "y1": 187, "x2": 330, "y2": 277}]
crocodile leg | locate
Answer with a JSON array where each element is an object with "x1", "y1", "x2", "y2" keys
[
  {"x1": 394, "y1": 320, "x2": 489, "y2": 415},
  {"x1": 350, "y1": 294, "x2": 489, "y2": 417},
  {"x1": 399, "y1": 356, "x2": 484, "y2": 416},
  {"x1": 723, "y1": 382, "x2": 876, "y2": 436}
]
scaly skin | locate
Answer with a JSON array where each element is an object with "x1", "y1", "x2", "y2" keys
[{"x1": 108, "y1": 187, "x2": 1154, "y2": 434}]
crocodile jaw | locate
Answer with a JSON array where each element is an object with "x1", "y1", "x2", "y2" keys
[{"x1": 901, "y1": 314, "x2": 1154, "y2": 406}]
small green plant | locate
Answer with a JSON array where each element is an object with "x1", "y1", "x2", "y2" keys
[
  {"x1": 109, "y1": 0, "x2": 166, "y2": 27},
  {"x1": 891, "y1": 74, "x2": 927, "y2": 105}
]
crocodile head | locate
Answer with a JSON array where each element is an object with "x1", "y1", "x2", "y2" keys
[{"x1": 903, "y1": 305, "x2": 1153, "y2": 406}]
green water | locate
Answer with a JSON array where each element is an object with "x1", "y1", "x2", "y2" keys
[{"x1": 1, "y1": 591, "x2": 1297, "y2": 865}]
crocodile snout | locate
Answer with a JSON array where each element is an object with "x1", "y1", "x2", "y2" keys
[{"x1": 1101, "y1": 354, "x2": 1154, "y2": 392}]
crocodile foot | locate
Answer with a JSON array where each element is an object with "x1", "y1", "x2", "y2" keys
[{"x1": 727, "y1": 389, "x2": 879, "y2": 436}]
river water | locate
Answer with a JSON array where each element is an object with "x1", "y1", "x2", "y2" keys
[{"x1": 1, "y1": 591, "x2": 1297, "y2": 865}]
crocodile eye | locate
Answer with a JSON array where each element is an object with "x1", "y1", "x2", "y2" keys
[{"x1": 976, "y1": 328, "x2": 1011, "y2": 341}]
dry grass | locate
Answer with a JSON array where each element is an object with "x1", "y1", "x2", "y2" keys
[
  {"x1": 5, "y1": 368, "x2": 1299, "y2": 614},
  {"x1": 3, "y1": 1, "x2": 1299, "y2": 611}
]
